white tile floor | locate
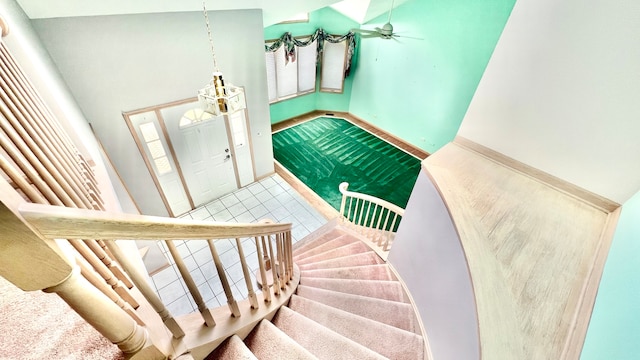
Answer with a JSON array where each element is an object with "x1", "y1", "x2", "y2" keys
[{"x1": 149, "y1": 174, "x2": 328, "y2": 316}]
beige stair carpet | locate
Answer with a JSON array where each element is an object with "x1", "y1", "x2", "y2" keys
[
  {"x1": 298, "y1": 251, "x2": 384, "y2": 270},
  {"x1": 292, "y1": 228, "x2": 348, "y2": 256},
  {"x1": 296, "y1": 285, "x2": 420, "y2": 333},
  {"x1": 244, "y1": 319, "x2": 317, "y2": 360},
  {"x1": 288, "y1": 295, "x2": 424, "y2": 360},
  {"x1": 0, "y1": 276, "x2": 123, "y2": 360},
  {"x1": 207, "y1": 223, "x2": 426, "y2": 360},
  {"x1": 300, "y1": 264, "x2": 395, "y2": 280},
  {"x1": 299, "y1": 277, "x2": 410, "y2": 302},
  {"x1": 205, "y1": 335, "x2": 257, "y2": 360},
  {"x1": 273, "y1": 306, "x2": 387, "y2": 360},
  {"x1": 295, "y1": 241, "x2": 371, "y2": 265},
  {"x1": 293, "y1": 235, "x2": 361, "y2": 262}
]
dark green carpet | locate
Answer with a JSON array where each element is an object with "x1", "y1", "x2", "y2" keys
[{"x1": 272, "y1": 117, "x2": 421, "y2": 211}]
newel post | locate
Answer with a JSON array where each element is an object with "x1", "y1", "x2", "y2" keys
[{"x1": 44, "y1": 268, "x2": 164, "y2": 358}]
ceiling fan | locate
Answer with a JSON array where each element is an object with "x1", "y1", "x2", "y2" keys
[{"x1": 352, "y1": 0, "x2": 419, "y2": 40}]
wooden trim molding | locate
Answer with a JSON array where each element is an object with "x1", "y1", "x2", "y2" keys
[{"x1": 453, "y1": 136, "x2": 619, "y2": 212}]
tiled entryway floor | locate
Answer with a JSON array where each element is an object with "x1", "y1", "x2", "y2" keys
[{"x1": 149, "y1": 174, "x2": 328, "y2": 316}]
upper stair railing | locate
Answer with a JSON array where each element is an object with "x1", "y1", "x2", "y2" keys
[
  {"x1": 2, "y1": 192, "x2": 297, "y2": 359},
  {"x1": 338, "y1": 182, "x2": 405, "y2": 255}
]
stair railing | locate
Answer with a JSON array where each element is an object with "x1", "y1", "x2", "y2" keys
[
  {"x1": 3, "y1": 196, "x2": 297, "y2": 359},
  {"x1": 338, "y1": 182, "x2": 405, "y2": 252}
]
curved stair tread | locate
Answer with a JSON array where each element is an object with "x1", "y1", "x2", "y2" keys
[
  {"x1": 298, "y1": 251, "x2": 384, "y2": 270},
  {"x1": 205, "y1": 335, "x2": 257, "y2": 360},
  {"x1": 294, "y1": 235, "x2": 362, "y2": 262},
  {"x1": 293, "y1": 220, "x2": 345, "y2": 255},
  {"x1": 288, "y1": 295, "x2": 424, "y2": 360},
  {"x1": 300, "y1": 264, "x2": 395, "y2": 281},
  {"x1": 295, "y1": 241, "x2": 372, "y2": 265},
  {"x1": 296, "y1": 285, "x2": 420, "y2": 334},
  {"x1": 299, "y1": 277, "x2": 410, "y2": 303},
  {"x1": 273, "y1": 306, "x2": 387, "y2": 360},
  {"x1": 244, "y1": 320, "x2": 317, "y2": 360}
]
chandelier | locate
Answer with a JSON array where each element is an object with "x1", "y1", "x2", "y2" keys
[{"x1": 198, "y1": 1, "x2": 246, "y2": 116}]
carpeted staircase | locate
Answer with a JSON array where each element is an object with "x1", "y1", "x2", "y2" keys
[{"x1": 207, "y1": 225, "x2": 426, "y2": 360}]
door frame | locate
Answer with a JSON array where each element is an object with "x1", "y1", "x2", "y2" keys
[
  {"x1": 123, "y1": 98, "x2": 197, "y2": 216},
  {"x1": 123, "y1": 97, "x2": 254, "y2": 216}
]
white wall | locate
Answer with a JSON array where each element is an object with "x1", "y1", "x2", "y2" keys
[
  {"x1": 389, "y1": 171, "x2": 479, "y2": 360},
  {"x1": 457, "y1": 0, "x2": 640, "y2": 204},
  {"x1": 32, "y1": 10, "x2": 273, "y2": 216}
]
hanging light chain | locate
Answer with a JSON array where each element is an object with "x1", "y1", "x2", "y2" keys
[{"x1": 202, "y1": 0, "x2": 219, "y2": 73}]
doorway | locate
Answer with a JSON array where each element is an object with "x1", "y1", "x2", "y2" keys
[{"x1": 123, "y1": 98, "x2": 255, "y2": 216}]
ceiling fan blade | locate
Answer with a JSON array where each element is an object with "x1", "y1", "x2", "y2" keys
[
  {"x1": 393, "y1": 34, "x2": 424, "y2": 40},
  {"x1": 361, "y1": 33, "x2": 383, "y2": 39}
]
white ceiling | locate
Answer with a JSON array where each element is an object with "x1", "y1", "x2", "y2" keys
[{"x1": 15, "y1": 0, "x2": 408, "y2": 26}]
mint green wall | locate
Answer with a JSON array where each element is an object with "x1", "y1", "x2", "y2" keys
[
  {"x1": 349, "y1": 0, "x2": 515, "y2": 153},
  {"x1": 265, "y1": 7, "x2": 359, "y2": 123},
  {"x1": 581, "y1": 191, "x2": 640, "y2": 359}
]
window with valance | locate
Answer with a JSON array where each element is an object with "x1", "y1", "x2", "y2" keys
[{"x1": 265, "y1": 29, "x2": 356, "y2": 103}]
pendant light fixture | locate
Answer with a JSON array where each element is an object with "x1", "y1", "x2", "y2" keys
[{"x1": 198, "y1": 1, "x2": 246, "y2": 116}]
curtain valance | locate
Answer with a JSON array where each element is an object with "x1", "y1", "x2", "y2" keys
[{"x1": 265, "y1": 28, "x2": 356, "y2": 76}]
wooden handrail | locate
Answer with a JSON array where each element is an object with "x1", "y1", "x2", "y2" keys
[
  {"x1": 339, "y1": 182, "x2": 405, "y2": 216},
  {"x1": 18, "y1": 202, "x2": 292, "y2": 241},
  {"x1": 14, "y1": 201, "x2": 297, "y2": 356}
]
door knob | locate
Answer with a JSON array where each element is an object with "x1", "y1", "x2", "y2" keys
[{"x1": 225, "y1": 148, "x2": 230, "y2": 153}]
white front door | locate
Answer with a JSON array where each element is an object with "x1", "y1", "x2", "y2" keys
[{"x1": 178, "y1": 117, "x2": 237, "y2": 206}]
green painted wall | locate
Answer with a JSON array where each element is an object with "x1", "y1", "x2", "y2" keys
[
  {"x1": 264, "y1": 7, "x2": 359, "y2": 124},
  {"x1": 348, "y1": 0, "x2": 515, "y2": 153},
  {"x1": 581, "y1": 191, "x2": 640, "y2": 359}
]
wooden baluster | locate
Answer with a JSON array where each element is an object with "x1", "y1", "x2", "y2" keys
[
  {"x1": 381, "y1": 208, "x2": 392, "y2": 247},
  {"x1": 235, "y1": 238, "x2": 258, "y2": 309},
  {"x1": 165, "y1": 240, "x2": 215, "y2": 326},
  {"x1": 0, "y1": 91, "x2": 89, "y2": 209},
  {"x1": 255, "y1": 236, "x2": 271, "y2": 303},
  {"x1": 261, "y1": 235, "x2": 271, "y2": 270},
  {"x1": 76, "y1": 254, "x2": 144, "y2": 326},
  {"x1": 373, "y1": 205, "x2": 384, "y2": 245},
  {"x1": 280, "y1": 233, "x2": 289, "y2": 284},
  {"x1": 208, "y1": 239, "x2": 240, "y2": 317},
  {"x1": 276, "y1": 233, "x2": 288, "y2": 290},
  {"x1": 283, "y1": 232, "x2": 291, "y2": 283},
  {"x1": 0, "y1": 153, "x2": 46, "y2": 204},
  {"x1": 357, "y1": 198, "x2": 366, "y2": 227},
  {"x1": 0, "y1": 43, "x2": 91, "y2": 198},
  {"x1": 104, "y1": 240, "x2": 184, "y2": 339},
  {"x1": 282, "y1": 233, "x2": 291, "y2": 284},
  {"x1": 0, "y1": 125, "x2": 62, "y2": 205},
  {"x1": 85, "y1": 239, "x2": 134, "y2": 289},
  {"x1": 68, "y1": 239, "x2": 139, "y2": 308},
  {"x1": 276, "y1": 233, "x2": 285, "y2": 288},
  {"x1": 287, "y1": 231, "x2": 294, "y2": 282},
  {"x1": 364, "y1": 201, "x2": 373, "y2": 227},
  {"x1": 339, "y1": 184, "x2": 348, "y2": 222},
  {"x1": 0, "y1": 68, "x2": 92, "y2": 208},
  {"x1": 384, "y1": 213, "x2": 400, "y2": 251},
  {"x1": 267, "y1": 234, "x2": 280, "y2": 295},
  {"x1": 44, "y1": 267, "x2": 165, "y2": 359}
]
